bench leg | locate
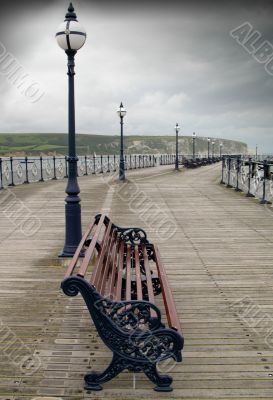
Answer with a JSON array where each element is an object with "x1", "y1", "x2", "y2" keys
[
  {"x1": 143, "y1": 363, "x2": 173, "y2": 392},
  {"x1": 84, "y1": 353, "x2": 173, "y2": 392},
  {"x1": 84, "y1": 353, "x2": 125, "y2": 391}
]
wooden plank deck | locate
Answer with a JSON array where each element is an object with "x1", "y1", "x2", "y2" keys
[{"x1": 1, "y1": 164, "x2": 273, "y2": 399}]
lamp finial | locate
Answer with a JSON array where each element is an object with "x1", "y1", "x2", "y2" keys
[{"x1": 65, "y1": 2, "x2": 77, "y2": 21}]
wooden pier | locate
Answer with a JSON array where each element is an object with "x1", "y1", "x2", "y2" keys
[{"x1": 1, "y1": 163, "x2": 273, "y2": 399}]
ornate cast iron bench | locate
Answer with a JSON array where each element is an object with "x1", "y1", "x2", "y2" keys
[{"x1": 61, "y1": 213, "x2": 183, "y2": 392}]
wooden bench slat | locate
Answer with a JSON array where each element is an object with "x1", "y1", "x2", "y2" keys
[
  {"x1": 125, "y1": 244, "x2": 131, "y2": 301},
  {"x1": 90, "y1": 222, "x2": 113, "y2": 288},
  {"x1": 64, "y1": 219, "x2": 96, "y2": 278},
  {"x1": 77, "y1": 214, "x2": 106, "y2": 278},
  {"x1": 98, "y1": 229, "x2": 117, "y2": 295},
  {"x1": 106, "y1": 239, "x2": 120, "y2": 299},
  {"x1": 141, "y1": 244, "x2": 157, "y2": 318},
  {"x1": 153, "y1": 245, "x2": 182, "y2": 333},
  {"x1": 114, "y1": 241, "x2": 125, "y2": 301},
  {"x1": 134, "y1": 246, "x2": 143, "y2": 300}
]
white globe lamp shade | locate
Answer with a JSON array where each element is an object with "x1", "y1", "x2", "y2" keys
[
  {"x1": 117, "y1": 103, "x2": 127, "y2": 118},
  {"x1": 174, "y1": 124, "x2": 180, "y2": 132},
  {"x1": 192, "y1": 132, "x2": 196, "y2": 137},
  {"x1": 56, "y1": 4, "x2": 86, "y2": 51}
]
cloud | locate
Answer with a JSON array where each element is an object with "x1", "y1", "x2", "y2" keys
[{"x1": 0, "y1": 0, "x2": 273, "y2": 152}]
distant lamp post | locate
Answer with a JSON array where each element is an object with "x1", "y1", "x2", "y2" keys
[
  {"x1": 212, "y1": 141, "x2": 215, "y2": 159},
  {"x1": 117, "y1": 102, "x2": 127, "y2": 180},
  {"x1": 220, "y1": 142, "x2": 223, "y2": 158},
  {"x1": 207, "y1": 137, "x2": 211, "y2": 160},
  {"x1": 219, "y1": 142, "x2": 223, "y2": 158},
  {"x1": 56, "y1": 3, "x2": 86, "y2": 257},
  {"x1": 255, "y1": 144, "x2": 258, "y2": 160},
  {"x1": 175, "y1": 123, "x2": 180, "y2": 170},
  {"x1": 192, "y1": 132, "x2": 196, "y2": 160}
]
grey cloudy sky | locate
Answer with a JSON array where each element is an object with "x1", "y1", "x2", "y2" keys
[{"x1": 1, "y1": 0, "x2": 273, "y2": 152}]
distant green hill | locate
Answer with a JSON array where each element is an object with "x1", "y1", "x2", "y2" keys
[{"x1": 0, "y1": 133, "x2": 248, "y2": 156}]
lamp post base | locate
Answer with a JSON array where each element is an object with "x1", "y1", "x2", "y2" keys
[
  {"x1": 119, "y1": 161, "x2": 125, "y2": 181},
  {"x1": 59, "y1": 199, "x2": 82, "y2": 258},
  {"x1": 59, "y1": 247, "x2": 82, "y2": 258}
]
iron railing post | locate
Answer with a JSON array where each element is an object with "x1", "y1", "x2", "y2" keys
[
  {"x1": 0, "y1": 158, "x2": 3, "y2": 190},
  {"x1": 260, "y1": 159, "x2": 270, "y2": 204},
  {"x1": 246, "y1": 157, "x2": 255, "y2": 197},
  {"x1": 113, "y1": 154, "x2": 116, "y2": 172},
  {"x1": 220, "y1": 156, "x2": 225, "y2": 184},
  {"x1": 53, "y1": 156, "x2": 57, "y2": 180},
  {"x1": 84, "y1": 155, "x2": 88, "y2": 176},
  {"x1": 24, "y1": 156, "x2": 29, "y2": 184},
  {"x1": 235, "y1": 156, "x2": 242, "y2": 192},
  {"x1": 64, "y1": 156, "x2": 68, "y2": 178},
  {"x1": 76, "y1": 157, "x2": 79, "y2": 177},
  {"x1": 226, "y1": 156, "x2": 232, "y2": 188},
  {"x1": 9, "y1": 157, "x2": 15, "y2": 186},
  {"x1": 39, "y1": 156, "x2": 44, "y2": 182}
]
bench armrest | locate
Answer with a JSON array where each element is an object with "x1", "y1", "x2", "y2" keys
[
  {"x1": 96, "y1": 298, "x2": 183, "y2": 363},
  {"x1": 95, "y1": 298, "x2": 164, "y2": 331},
  {"x1": 129, "y1": 327, "x2": 184, "y2": 363},
  {"x1": 95, "y1": 214, "x2": 150, "y2": 245},
  {"x1": 61, "y1": 277, "x2": 163, "y2": 332}
]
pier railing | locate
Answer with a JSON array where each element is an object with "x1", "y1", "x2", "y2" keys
[
  {"x1": 221, "y1": 155, "x2": 273, "y2": 204},
  {"x1": 159, "y1": 154, "x2": 222, "y2": 166},
  {"x1": 0, "y1": 154, "x2": 157, "y2": 189},
  {"x1": 0, "y1": 152, "x2": 223, "y2": 189}
]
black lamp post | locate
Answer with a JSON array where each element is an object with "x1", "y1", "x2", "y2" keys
[
  {"x1": 192, "y1": 132, "x2": 196, "y2": 160},
  {"x1": 212, "y1": 141, "x2": 215, "y2": 159},
  {"x1": 175, "y1": 123, "x2": 180, "y2": 170},
  {"x1": 207, "y1": 137, "x2": 210, "y2": 160},
  {"x1": 56, "y1": 3, "x2": 86, "y2": 257},
  {"x1": 220, "y1": 142, "x2": 223, "y2": 158},
  {"x1": 117, "y1": 102, "x2": 127, "y2": 181}
]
